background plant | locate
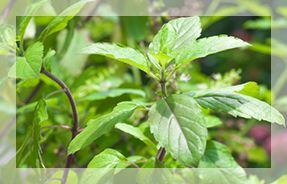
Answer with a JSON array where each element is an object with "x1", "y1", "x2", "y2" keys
[{"x1": 5, "y1": 1, "x2": 286, "y2": 181}]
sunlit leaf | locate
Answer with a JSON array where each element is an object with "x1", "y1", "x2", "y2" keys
[
  {"x1": 176, "y1": 35, "x2": 249, "y2": 66},
  {"x1": 88, "y1": 149, "x2": 128, "y2": 168},
  {"x1": 81, "y1": 43, "x2": 150, "y2": 74},
  {"x1": 38, "y1": 0, "x2": 93, "y2": 41},
  {"x1": 9, "y1": 42, "x2": 44, "y2": 79},
  {"x1": 68, "y1": 101, "x2": 143, "y2": 154},
  {"x1": 190, "y1": 90, "x2": 285, "y2": 126},
  {"x1": 148, "y1": 94, "x2": 208, "y2": 166}
]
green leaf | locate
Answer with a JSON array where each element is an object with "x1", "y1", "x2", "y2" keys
[
  {"x1": 79, "y1": 88, "x2": 146, "y2": 101},
  {"x1": 16, "y1": 99, "x2": 48, "y2": 168},
  {"x1": 38, "y1": 0, "x2": 93, "y2": 41},
  {"x1": 16, "y1": 0, "x2": 52, "y2": 44},
  {"x1": 38, "y1": 16, "x2": 74, "y2": 41},
  {"x1": 197, "y1": 141, "x2": 247, "y2": 184},
  {"x1": 43, "y1": 48, "x2": 56, "y2": 70},
  {"x1": 81, "y1": 43, "x2": 150, "y2": 74},
  {"x1": 0, "y1": 24, "x2": 16, "y2": 56},
  {"x1": 176, "y1": 35, "x2": 250, "y2": 66},
  {"x1": 221, "y1": 82, "x2": 259, "y2": 97},
  {"x1": 149, "y1": 16, "x2": 201, "y2": 58},
  {"x1": 59, "y1": 0, "x2": 93, "y2": 16},
  {"x1": 9, "y1": 42, "x2": 44, "y2": 79},
  {"x1": 148, "y1": 94, "x2": 208, "y2": 166},
  {"x1": 189, "y1": 82, "x2": 259, "y2": 98},
  {"x1": 88, "y1": 149, "x2": 128, "y2": 168},
  {"x1": 68, "y1": 101, "x2": 142, "y2": 154},
  {"x1": 16, "y1": 16, "x2": 32, "y2": 43},
  {"x1": 204, "y1": 115, "x2": 222, "y2": 128},
  {"x1": 190, "y1": 90, "x2": 285, "y2": 126},
  {"x1": 115, "y1": 123, "x2": 156, "y2": 148}
]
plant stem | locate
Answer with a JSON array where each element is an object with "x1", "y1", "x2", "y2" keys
[
  {"x1": 160, "y1": 80, "x2": 167, "y2": 98},
  {"x1": 24, "y1": 81, "x2": 43, "y2": 104},
  {"x1": 40, "y1": 68, "x2": 78, "y2": 184},
  {"x1": 155, "y1": 79, "x2": 167, "y2": 165}
]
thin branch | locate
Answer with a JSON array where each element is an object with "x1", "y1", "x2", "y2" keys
[
  {"x1": 24, "y1": 81, "x2": 43, "y2": 104},
  {"x1": 40, "y1": 68, "x2": 79, "y2": 184},
  {"x1": 41, "y1": 68, "x2": 79, "y2": 137}
]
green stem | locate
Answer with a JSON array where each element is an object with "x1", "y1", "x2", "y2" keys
[
  {"x1": 155, "y1": 79, "x2": 167, "y2": 166},
  {"x1": 132, "y1": 66, "x2": 142, "y2": 85}
]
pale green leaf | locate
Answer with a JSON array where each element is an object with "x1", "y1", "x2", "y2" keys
[
  {"x1": 204, "y1": 115, "x2": 222, "y2": 128},
  {"x1": 38, "y1": 0, "x2": 92, "y2": 41},
  {"x1": 38, "y1": 16, "x2": 74, "y2": 41},
  {"x1": 9, "y1": 42, "x2": 44, "y2": 79},
  {"x1": 88, "y1": 149, "x2": 128, "y2": 168},
  {"x1": 0, "y1": 25, "x2": 16, "y2": 56},
  {"x1": 190, "y1": 90, "x2": 285, "y2": 126},
  {"x1": 148, "y1": 94, "x2": 208, "y2": 166},
  {"x1": 59, "y1": 0, "x2": 94, "y2": 16},
  {"x1": 193, "y1": 82, "x2": 259, "y2": 98},
  {"x1": 81, "y1": 43, "x2": 150, "y2": 74},
  {"x1": 176, "y1": 35, "x2": 250, "y2": 65},
  {"x1": 149, "y1": 16, "x2": 201, "y2": 58},
  {"x1": 68, "y1": 101, "x2": 142, "y2": 154},
  {"x1": 43, "y1": 48, "x2": 56, "y2": 70},
  {"x1": 16, "y1": 0, "x2": 52, "y2": 43},
  {"x1": 115, "y1": 123, "x2": 156, "y2": 148},
  {"x1": 197, "y1": 141, "x2": 247, "y2": 184},
  {"x1": 79, "y1": 88, "x2": 146, "y2": 101},
  {"x1": 16, "y1": 16, "x2": 32, "y2": 44}
]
